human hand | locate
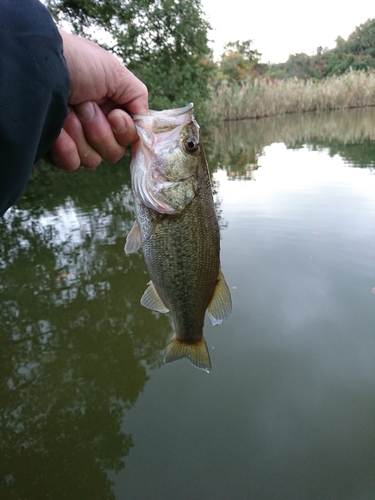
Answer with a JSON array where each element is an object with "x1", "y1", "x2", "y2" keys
[{"x1": 48, "y1": 30, "x2": 148, "y2": 170}]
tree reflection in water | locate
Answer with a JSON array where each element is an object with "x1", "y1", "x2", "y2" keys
[
  {"x1": 0, "y1": 165, "x2": 171, "y2": 499},
  {"x1": 2, "y1": 107, "x2": 375, "y2": 498}
]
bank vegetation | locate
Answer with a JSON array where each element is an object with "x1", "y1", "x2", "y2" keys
[
  {"x1": 47, "y1": 2, "x2": 375, "y2": 123},
  {"x1": 209, "y1": 70, "x2": 375, "y2": 121}
]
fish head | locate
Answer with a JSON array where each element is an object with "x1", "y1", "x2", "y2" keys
[
  {"x1": 154, "y1": 115, "x2": 201, "y2": 183},
  {"x1": 131, "y1": 103, "x2": 203, "y2": 214}
]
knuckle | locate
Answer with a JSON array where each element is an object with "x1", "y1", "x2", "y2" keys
[
  {"x1": 51, "y1": 142, "x2": 80, "y2": 171},
  {"x1": 104, "y1": 147, "x2": 125, "y2": 164},
  {"x1": 56, "y1": 156, "x2": 80, "y2": 171},
  {"x1": 80, "y1": 151, "x2": 102, "y2": 169}
]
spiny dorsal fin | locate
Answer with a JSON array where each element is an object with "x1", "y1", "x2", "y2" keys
[
  {"x1": 141, "y1": 281, "x2": 169, "y2": 313},
  {"x1": 164, "y1": 334, "x2": 211, "y2": 372},
  {"x1": 124, "y1": 220, "x2": 142, "y2": 254},
  {"x1": 207, "y1": 268, "x2": 232, "y2": 326}
]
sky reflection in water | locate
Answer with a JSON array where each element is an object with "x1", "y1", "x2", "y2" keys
[
  {"x1": 114, "y1": 132, "x2": 375, "y2": 498},
  {"x1": 1, "y1": 109, "x2": 375, "y2": 499}
]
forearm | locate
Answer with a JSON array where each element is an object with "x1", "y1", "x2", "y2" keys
[{"x1": 0, "y1": 0, "x2": 69, "y2": 215}]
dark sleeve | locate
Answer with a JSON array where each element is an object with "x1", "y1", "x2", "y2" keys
[{"x1": 0, "y1": 0, "x2": 70, "y2": 216}]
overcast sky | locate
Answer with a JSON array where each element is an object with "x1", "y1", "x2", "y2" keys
[{"x1": 201, "y1": 0, "x2": 375, "y2": 63}]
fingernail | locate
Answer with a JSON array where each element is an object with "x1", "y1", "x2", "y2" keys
[
  {"x1": 111, "y1": 112, "x2": 127, "y2": 133},
  {"x1": 77, "y1": 101, "x2": 96, "y2": 121}
]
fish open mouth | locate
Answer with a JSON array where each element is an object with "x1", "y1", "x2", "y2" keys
[
  {"x1": 132, "y1": 103, "x2": 194, "y2": 122},
  {"x1": 149, "y1": 103, "x2": 194, "y2": 117}
]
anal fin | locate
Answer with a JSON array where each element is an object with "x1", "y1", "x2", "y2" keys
[
  {"x1": 141, "y1": 281, "x2": 169, "y2": 313},
  {"x1": 207, "y1": 268, "x2": 232, "y2": 326}
]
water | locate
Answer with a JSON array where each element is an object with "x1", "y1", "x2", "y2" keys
[{"x1": 1, "y1": 108, "x2": 375, "y2": 499}]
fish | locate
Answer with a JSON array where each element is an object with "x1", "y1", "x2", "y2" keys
[{"x1": 125, "y1": 103, "x2": 231, "y2": 372}]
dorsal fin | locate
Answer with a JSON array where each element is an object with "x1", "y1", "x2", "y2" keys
[{"x1": 207, "y1": 268, "x2": 232, "y2": 326}]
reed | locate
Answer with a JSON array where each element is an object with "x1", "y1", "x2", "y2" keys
[{"x1": 210, "y1": 70, "x2": 375, "y2": 121}]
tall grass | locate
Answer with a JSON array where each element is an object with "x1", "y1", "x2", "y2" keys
[{"x1": 210, "y1": 70, "x2": 375, "y2": 121}]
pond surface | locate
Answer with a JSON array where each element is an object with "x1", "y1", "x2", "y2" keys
[{"x1": 1, "y1": 108, "x2": 375, "y2": 499}]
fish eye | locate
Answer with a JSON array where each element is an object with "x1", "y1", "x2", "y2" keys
[{"x1": 184, "y1": 136, "x2": 199, "y2": 153}]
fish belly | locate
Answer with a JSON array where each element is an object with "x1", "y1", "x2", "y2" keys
[{"x1": 138, "y1": 194, "x2": 220, "y2": 342}]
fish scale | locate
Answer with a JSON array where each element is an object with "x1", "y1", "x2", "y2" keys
[
  {"x1": 138, "y1": 194, "x2": 219, "y2": 341},
  {"x1": 125, "y1": 103, "x2": 231, "y2": 371}
]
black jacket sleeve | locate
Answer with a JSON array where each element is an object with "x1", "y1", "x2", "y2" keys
[{"x1": 0, "y1": 0, "x2": 70, "y2": 215}]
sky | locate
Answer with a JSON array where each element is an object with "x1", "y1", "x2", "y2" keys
[{"x1": 201, "y1": 0, "x2": 375, "y2": 63}]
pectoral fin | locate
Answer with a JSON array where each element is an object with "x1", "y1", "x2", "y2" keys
[
  {"x1": 207, "y1": 268, "x2": 232, "y2": 326},
  {"x1": 164, "y1": 334, "x2": 211, "y2": 372},
  {"x1": 141, "y1": 281, "x2": 169, "y2": 313},
  {"x1": 124, "y1": 220, "x2": 142, "y2": 254}
]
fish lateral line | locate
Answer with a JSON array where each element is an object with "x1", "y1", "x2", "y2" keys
[{"x1": 126, "y1": 103, "x2": 232, "y2": 371}]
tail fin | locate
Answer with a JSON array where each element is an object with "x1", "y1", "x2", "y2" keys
[{"x1": 164, "y1": 334, "x2": 212, "y2": 372}]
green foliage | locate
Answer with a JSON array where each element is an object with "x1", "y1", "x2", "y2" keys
[
  {"x1": 218, "y1": 39, "x2": 262, "y2": 82},
  {"x1": 343, "y1": 18, "x2": 375, "y2": 57},
  {"x1": 46, "y1": 0, "x2": 214, "y2": 113},
  {"x1": 267, "y1": 18, "x2": 375, "y2": 81}
]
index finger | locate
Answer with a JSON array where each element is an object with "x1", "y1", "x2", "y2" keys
[
  {"x1": 124, "y1": 92, "x2": 149, "y2": 116},
  {"x1": 111, "y1": 68, "x2": 149, "y2": 116}
]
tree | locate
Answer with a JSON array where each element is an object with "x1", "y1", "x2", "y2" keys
[
  {"x1": 344, "y1": 18, "x2": 375, "y2": 57},
  {"x1": 265, "y1": 18, "x2": 375, "y2": 81},
  {"x1": 219, "y1": 39, "x2": 262, "y2": 82},
  {"x1": 46, "y1": 0, "x2": 214, "y2": 112}
]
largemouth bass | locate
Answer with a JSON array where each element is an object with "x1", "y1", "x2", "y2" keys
[{"x1": 125, "y1": 103, "x2": 231, "y2": 371}]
